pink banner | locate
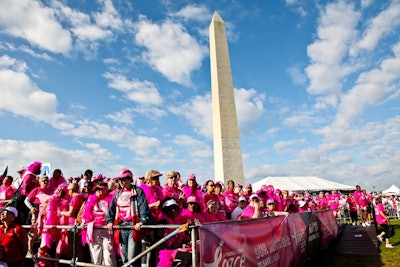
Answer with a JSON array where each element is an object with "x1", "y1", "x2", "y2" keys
[
  {"x1": 315, "y1": 210, "x2": 338, "y2": 247},
  {"x1": 199, "y1": 210, "x2": 337, "y2": 267},
  {"x1": 200, "y1": 216, "x2": 293, "y2": 267}
]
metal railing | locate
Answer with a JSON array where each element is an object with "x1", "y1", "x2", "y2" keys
[{"x1": 25, "y1": 223, "x2": 199, "y2": 267}]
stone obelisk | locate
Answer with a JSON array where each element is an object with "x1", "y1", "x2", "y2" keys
[{"x1": 209, "y1": 11, "x2": 244, "y2": 186}]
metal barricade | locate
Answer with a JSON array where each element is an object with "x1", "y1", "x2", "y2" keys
[{"x1": 26, "y1": 223, "x2": 198, "y2": 267}]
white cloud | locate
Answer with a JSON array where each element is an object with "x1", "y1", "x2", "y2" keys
[
  {"x1": 0, "y1": 0, "x2": 72, "y2": 54},
  {"x1": 335, "y1": 42, "x2": 400, "y2": 127},
  {"x1": 234, "y1": 88, "x2": 266, "y2": 135},
  {"x1": 0, "y1": 64, "x2": 59, "y2": 122},
  {"x1": 93, "y1": 0, "x2": 123, "y2": 30},
  {"x1": 133, "y1": 16, "x2": 208, "y2": 86},
  {"x1": 173, "y1": 5, "x2": 211, "y2": 23},
  {"x1": 0, "y1": 139, "x2": 119, "y2": 178},
  {"x1": 356, "y1": 1, "x2": 400, "y2": 52},
  {"x1": 106, "y1": 108, "x2": 134, "y2": 124},
  {"x1": 305, "y1": 1, "x2": 360, "y2": 95},
  {"x1": 103, "y1": 72, "x2": 163, "y2": 106}
]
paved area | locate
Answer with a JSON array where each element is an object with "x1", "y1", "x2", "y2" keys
[{"x1": 336, "y1": 224, "x2": 379, "y2": 255}]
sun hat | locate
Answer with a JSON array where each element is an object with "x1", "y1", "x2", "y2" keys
[
  {"x1": 250, "y1": 194, "x2": 259, "y2": 200},
  {"x1": 116, "y1": 168, "x2": 133, "y2": 179},
  {"x1": 239, "y1": 196, "x2": 247, "y2": 202},
  {"x1": 2, "y1": 206, "x2": 18, "y2": 217},
  {"x1": 93, "y1": 184, "x2": 107, "y2": 191},
  {"x1": 162, "y1": 199, "x2": 178, "y2": 208},
  {"x1": 151, "y1": 171, "x2": 163, "y2": 178},
  {"x1": 298, "y1": 200, "x2": 307, "y2": 208}
]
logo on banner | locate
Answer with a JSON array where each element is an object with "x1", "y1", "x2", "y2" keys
[{"x1": 203, "y1": 240, "x2": 246, "y2": 267}]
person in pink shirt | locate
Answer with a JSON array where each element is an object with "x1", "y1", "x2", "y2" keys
[
  {"x1": 328, "y1": 189, "x2": 341, "y2": 220},
  {"x1": 180, "y1": 196, "x2": 204, "y2": 225},
  {"x1": 182, "y1": 174, "x2": 204, "y2": 210},
  {"x1": 347, "y1": 192, "x2": 358, "y2": 225},
  {"x1": 242, "y1": 184, "x2": 253, "y2": 201},
  {"x1": 354, "y1": 185, "x2": 369, "y2": 227},
  {"x1": 240, "y1": 194, "x2": 262, "y2": 219},
  {"x1": 256, "y1": 185, "x2": 268, "y2": 203},
  {"x1": 203, "y1": 199, "x2": 226, "y2": 223},
  {"x1": 375, "y1": 197, "x2": 394, "y2": 248},
  {"x1": 202, "y1": 180, "x2": 219, "y2": 212},
  {"x1": 47, "y1": 169, "x2": 67, "y2": 194},
  {"x1": 223, "y1": 180, "x2": 238, "y2": 219},
  {"x1": 298, "y1": 200, "x2": 311, "y2": 213},
  {"x1": 162, "y1": 170, "x2": 185, "y2": 211},
  {"x1": 141, "y1": 169, "x2": 164, "y2": 224},
  {"x1": 315, "y1": 191, "x2": 328, "y2": 211},
  {"x1": 60, "y1": 182, "x2": 87, "y2": 262},
  {"x1": 264, "y1": 199, "x2": 289, "y2": 217},
  {"x1": 273, "y1": 189, "x2": 284, "y2": 211},
  {"x1": 106, "y1": 168, "x2": 154, "y2": 267},
  {"x1": 157, "y1": 198, "x2": 192, "y2": 267},
  {"x1": 214, "y1": 182, "x2": 227, "y2": 218},
  {"x1": 37, "y1": 185, "x2": 70, "y2": 265},
  {"x1": 0, "y1": 176, "x2": 15, "y2": 208},
  {"x1": 82, "y1": 184, "x2": 116, "y2": 266},
  {"x1": 24, "y1": 175, "x2": 53, "y2": 223}
]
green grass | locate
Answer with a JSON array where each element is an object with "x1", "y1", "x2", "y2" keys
[{"x1": 326, "y1": 219, "x2": 400, "y2": 267}]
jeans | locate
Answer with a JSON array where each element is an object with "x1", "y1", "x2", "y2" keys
[{"x1": 119, "y1": 221, "x2": 142, "y2": 267}]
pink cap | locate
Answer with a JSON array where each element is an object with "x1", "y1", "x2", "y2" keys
[
  {"x1": 116, "y1": 168, "x2": 133, "y2": 179},
  {"x1": 187, "y1": 196, "x2": 198, "y2": 203},
  {"x1": 187, "y1": 174, "x2": 196, "y2": 180}
]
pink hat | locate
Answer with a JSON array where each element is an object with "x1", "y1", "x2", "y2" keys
[
  {"x1": 187, "y1": 174, "x2": 196, "y2": 180},
  {"x1": 92, "y1": 174, "x2": 104, "y2": 182},
  {"x1": 57, "y1": 184, "x2": 68, "y2": 193},
  {"x1": 27, "y1": 161, "x2": 42, "y2": 175},
  {"x1": 93, "y1": 184, "x2": 108, "y2": 191},
  {"x1": 266, "y1": 199, "x2": 275, "y2": 205},
  {"x1": 116, "y1": 168, "x2": 133, "y2": 179},
  {"x1": 245, "y1": 184, "x2": 252, "y2": 189},
  {"x1": 250, "y1": 194, "x2": 259, "y2": 200},
  {"x1": 267, "y1": 185, "x2": 274, "y2": 192},
  {"x1": 151, "y1": 171, "x2": 163, "y2": 178},
  {"x1": 187, "y1": 196, "x2": 198, "y2": 203},
  {"x1": 261, "y1": 185, "x2": 268, "y2": 191}
]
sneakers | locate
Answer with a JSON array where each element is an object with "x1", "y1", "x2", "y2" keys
[
  {"x1": 366, "y1": 222, "x2": 371, "y2": 226},
  {"x1": 352, "y1": 222, "x2": 356, "y2": 226},
  {"x1": 385, "y1": 244, "x2": 394, "y2": 248},
  {"x1": 362, "y1": 222, "x2": 366, "y2": 227},
  {"x1": 377, "y1": 235, "x2": 383, "y2": 242}
]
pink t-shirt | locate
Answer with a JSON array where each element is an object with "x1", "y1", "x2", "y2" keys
[
  {"x1": 117, "y1": 189, "x2": 133, "y2": 221},
  {"x1": 375, "y1": 203, "x2": 387, "y2": 225}
]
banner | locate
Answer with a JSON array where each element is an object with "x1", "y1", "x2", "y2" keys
[
  {"x1": 200, "y1": 216, "x2": 293, "y2": 267},
  {"x1": 199, "y1": 210, "x2": 337, "y2": 267}
]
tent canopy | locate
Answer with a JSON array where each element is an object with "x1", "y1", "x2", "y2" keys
[
  {"x1": 252, "y1": 176, "x2": 355, "y2": 192},
  {"x1": 382, "y1": 184, "x2": 400, "y2": 196}
]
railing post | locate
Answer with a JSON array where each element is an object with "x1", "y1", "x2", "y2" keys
[
  {"x1": 191, "y1": 226, "x2": 197, "y2": 266},
  {"x1": 71, "y1": 224, "x2": 78, "y2": 267}
]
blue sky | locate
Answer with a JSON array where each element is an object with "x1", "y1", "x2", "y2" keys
[{"x1": 0, "y1": 0, "x2": 399, "y2": 191}]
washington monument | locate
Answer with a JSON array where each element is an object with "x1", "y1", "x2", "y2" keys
[{"x1": 209, "y1": 11, "x2": 245, "y2": 186}]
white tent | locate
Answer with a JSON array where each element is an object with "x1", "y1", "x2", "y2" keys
[
  {"x1": 252, "y1": 176, "x2": 355, "y2": 192},
  {"x1": 382, "y1": 184, "x2": 400, "y2": 196}
]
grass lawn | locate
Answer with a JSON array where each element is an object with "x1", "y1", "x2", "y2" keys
[{"x1": 324, "y1": 219, "x2": 400, "y2": 267}]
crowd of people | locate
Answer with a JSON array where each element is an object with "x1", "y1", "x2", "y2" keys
[{"x1": 0, "y1": 161, "x2": 398, "y2": 267}]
